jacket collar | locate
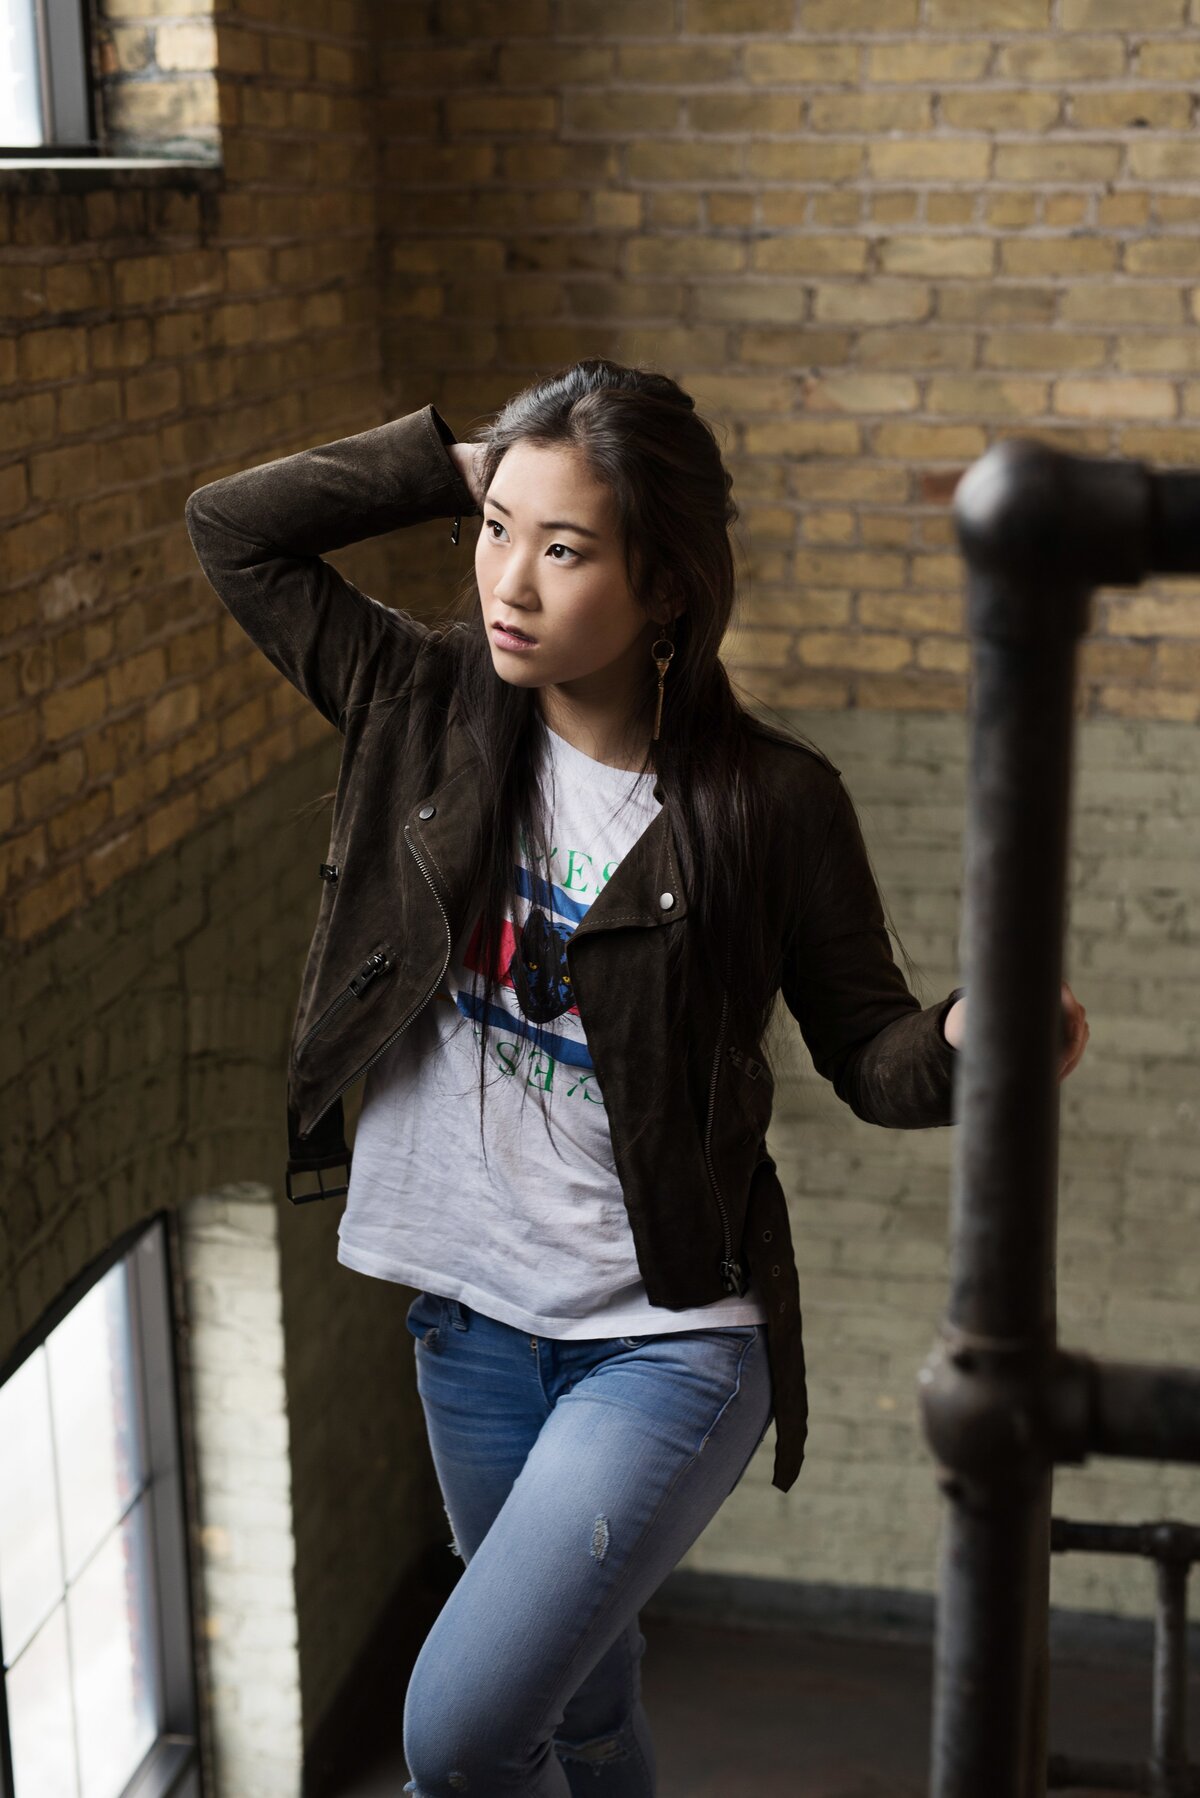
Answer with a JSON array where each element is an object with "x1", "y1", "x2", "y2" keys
[{"x1": 409, "y1": 707, "x2": 690, "y2": 939}]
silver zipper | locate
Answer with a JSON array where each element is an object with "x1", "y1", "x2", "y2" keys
[
  {"x1": 294, "y1": 948, "x2": 393, "y2": 1062},
  {"x1": 704, "y1": 967, "x2": 745, "y2": 1296},
  {"x1": 298, "y1": 822, "x2": 454, "y2": 1142}
]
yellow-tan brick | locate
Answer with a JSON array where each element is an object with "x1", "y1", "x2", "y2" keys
[
  {"x1": 927, "y1": 0, "x2": 1048, "y2": 22},
  {"x1": 803, "y1": 0, "x2": 919, "y2": 25},
  {"x1": 801, "y1": 511, "x2": 857, "y2": 545},
  {"x1": 0, "y1": 823, "x2": 48, "y2": 898},
  {"x1": 628, "y1": 236, "x2": 746, "y2": 276},
  {"x1": 47, "y1": 788, "x2": 112, "y2": 855},
  {"x1": 1000, "y1": 238, "x2": 1118, "y2": 278},
  {"x1": 857, "y1": 591, "x2": 964, "y2": 634},
  {"x1": 873, "y1": 421, "x2": 989, "y2": 460},
  {"x1": 1061, "y1": 0, "x2": 1185, "y2": 25},
  {"x1": 42, "y1": 676, "x2": 108, "y2": 746},
  {"x1": 869, "y1": 141, "x2": 990, "y2": 184},
  {"x1": 800, "y1": 631, "x2": 913, "y2": 673},
  {"x1": 565, "y1": 92, "x2": 680, "y2": 134},
  {"x1": 752, "y1": 238, "x2": 868, "y2": 277},
  {"x1": 983, "y1": 332, "x2": 1108, "y2": 372},
  {"x1": 793, "y1": 551, "x2": 906, "y2": 590},
  {"x1": 941, "y1": 92, "x2": 1062, "y2": 133},
  {"x1": 145, "y1": 790, "x2": 201, "y2": 859},
  {"x1": 744, "y1": 419, "x2": 863, "y2": 459},
  {"x1": 996, "y1": 35, "x2": 1126, "y2": 81},
  {"x1": 743, "y1": 42, "x2": 858, "y2": 83},
  {"x1": 14, "y1": 863, "x2": 84, "y2": 941},
  {"x1": 808, "y1": 93, "x2": 932, "y2": 134},
  {"x1": 1071, "y1": 91, "x2": 1190, "y2": 132},
  {"x1": 877, "y1": 237, "x2": 994, "y2": 279},
  {"x1": 746, "y1": 142, "x2": 862, "y2": 183},
  {"x1": 994, "y1": 144, "x2": 1122, "y2": 185},
  {"x1": 18, "y1": 748, "x2": 86, "y2": 820},
  {"x1": 1053, "y1": 379, "x2": 1176, "y2": 421},
  {"x1": 1136, "y1": 42, "x2": 1200, "y2": 79},
  {"x1": 801, "y1": 374, "x2": 919, "y2": 414},
  {"x1": 1064, "y1": 285, "x2": 1185, "y2": 326},
  {"x1": 812, "y1": 282, "x2": 932, "y2": 326},
  {"x1": 867, "y1": 42, "x2": 989, "y2": 82}
]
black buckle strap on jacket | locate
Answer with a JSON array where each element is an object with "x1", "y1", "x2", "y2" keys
[{"x1": 285, "y1": 1095, "x2": 352, "y2": 1205}]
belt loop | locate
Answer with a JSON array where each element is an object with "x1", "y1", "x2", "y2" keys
[{"x1": 448, "y1": 1299, "x2": 468, "y2": 1331}]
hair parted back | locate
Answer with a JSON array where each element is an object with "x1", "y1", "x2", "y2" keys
[{"x1": 312, "y1": 357, "x2": 920, "y2": 1165}]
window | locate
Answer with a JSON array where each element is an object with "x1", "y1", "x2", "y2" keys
[
  {"x1": 0, "y1": 1217, "x2": 200, "y2": 1798},
  {"x1": 1, "y1": 0, "x2": 95, "y2": 154}
]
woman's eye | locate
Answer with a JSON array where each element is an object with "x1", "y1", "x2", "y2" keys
[{"x1": 484, "y1": 521, "x2": 577, "y2": 562}]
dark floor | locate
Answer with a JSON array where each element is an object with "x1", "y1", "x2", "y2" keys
[{"x1": 337, "y1": 1611, "x2": 1200, "y2": 1796}]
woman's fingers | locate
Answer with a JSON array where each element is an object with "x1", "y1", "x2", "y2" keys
[{"x1": 1058, "y1": 981, "x2": 1090, "y2": 1082}]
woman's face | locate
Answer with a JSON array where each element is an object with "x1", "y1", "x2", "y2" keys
[{"x1": 477, "y1": 440, "x2": 663, "y2": 716}]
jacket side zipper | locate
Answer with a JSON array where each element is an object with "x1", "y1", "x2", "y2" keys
[
  {"x1": 298, "y1": 823, "x2": 454, "y2": 1142},
  {"x1": 294, "y1": 948, "x2": 394, "y2": 1063},
  {"x1": 704, "y1": 966, "x2": 746, "y2": 1296}
]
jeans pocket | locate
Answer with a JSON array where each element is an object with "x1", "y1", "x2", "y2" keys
[{"x1": 405, "y1": 1290, "x2": 444, "y2": 1349}]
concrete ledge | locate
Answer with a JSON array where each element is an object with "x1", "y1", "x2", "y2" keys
[{"x1": 646, "y1": 1568, "x2": 1200, "y2": 1665}]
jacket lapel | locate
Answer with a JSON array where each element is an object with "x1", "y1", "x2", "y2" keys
[{"x1": 418, "y1": 710, "x2": 691, "y2": 941}]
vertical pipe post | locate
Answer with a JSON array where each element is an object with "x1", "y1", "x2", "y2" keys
[
  {"x1": 1150, "y1": 1556, "x2": 1189, "y2": 1798},
  {"x1": 924, "y1": 439, "x2": 1104, "y2": 1798},
  {"x1": 928, "y1": 631, "x2": 1080, "y2": 1798}
]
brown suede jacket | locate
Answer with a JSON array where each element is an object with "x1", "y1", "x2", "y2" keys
[{"x1": 184, "y1": 402, "x2": 963, "y2": 1495}]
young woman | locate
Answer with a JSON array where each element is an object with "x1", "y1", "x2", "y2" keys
[{"x1": 185, "y1": 358, "x2": 1089, "y2": 1798}]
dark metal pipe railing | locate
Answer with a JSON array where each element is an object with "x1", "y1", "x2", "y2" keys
[
  {"x1": 1047, "y1": 1519, "x2": 1200, "y2": 1798},
  {"x1": 916, "y1": 438, "x2": 1200, "y2": 1798}
]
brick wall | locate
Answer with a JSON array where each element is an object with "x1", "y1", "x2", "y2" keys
[
  {"x1": 382, "y1": 0, "x2": 1200, "y2": 730},
  {"x1": 11, "y1": 4, "x2": 1200, "y2": 937}
]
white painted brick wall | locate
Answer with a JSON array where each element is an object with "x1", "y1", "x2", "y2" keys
[{"x1": 179, "y1": 1183, "x2": 304, "y2": 1798}]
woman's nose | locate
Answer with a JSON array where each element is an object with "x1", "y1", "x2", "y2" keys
[{"x1": 490, "y1": 551, "x2": 537, "y2": 598}]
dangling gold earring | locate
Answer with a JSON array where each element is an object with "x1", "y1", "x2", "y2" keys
[{"x1": 650, "y1": 621, "x2": 675, "y2": 743}]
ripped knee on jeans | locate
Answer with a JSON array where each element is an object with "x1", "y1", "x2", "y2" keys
[
  {"x1": 554, "y1": 1721, "x2": 635, "y2": 1768},
  {"x1": 443, "y1": 1501, "x2": 464, "y2": 1562}
]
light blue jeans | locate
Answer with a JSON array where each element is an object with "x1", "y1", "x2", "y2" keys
[{"x1": 401, "y1": 1292, "x2": 774, "y2": 1798}]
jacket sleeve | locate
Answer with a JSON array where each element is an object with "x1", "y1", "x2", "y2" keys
[
  {"x1": 183, "y1": 403, "x2": 481, "y2": 732},
  {"x1": 780, "y1": 774, "x2": 962, "y2": 1128}
]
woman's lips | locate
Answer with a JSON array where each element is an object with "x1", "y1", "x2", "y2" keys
[{"x1": 493, "y1": 621, "x2": 538, "y2": 646}]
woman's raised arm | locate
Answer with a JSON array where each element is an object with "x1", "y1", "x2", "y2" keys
[{"x1": 184, "y1": 403, "x2": 480, "y2": 732}]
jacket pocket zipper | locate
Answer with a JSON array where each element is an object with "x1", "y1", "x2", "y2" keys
[
  {"x1": 704, "y1": 970, "x2": 746, "y2": 1297},
  {"x1": 294, "y1": 946, "x2": 395, "y2": 1062},
  {"x1": 298, "y1": 823, "x2": 454, "y2": 1142}
]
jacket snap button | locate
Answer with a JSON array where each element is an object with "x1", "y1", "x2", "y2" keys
[
  {"x1": 762, "y1": 1229, "x2": 772, "y2": 1243},
  {"x1": 658, "y1": 891, "x2": 674, "y2": 910},
  {"x1": 418, "y1": 804, "x2": 435, "y2": 819},
  {"x1": 771, "y1": 1264, "x2": 781, "y2": 1277}
]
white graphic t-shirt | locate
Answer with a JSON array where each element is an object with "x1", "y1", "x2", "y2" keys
[{"x1": 336, "y1": 723, "x2": 766, "y2": 1337}]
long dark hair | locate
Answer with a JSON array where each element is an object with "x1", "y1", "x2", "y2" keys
[{"x1": 312, "y1": 358, "x2": 922, "y2": 1160}]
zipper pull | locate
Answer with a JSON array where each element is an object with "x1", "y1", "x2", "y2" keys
[
  {"x1": 720, "y1": 1258, "x2": 746, "y2": 1296},
  {"x1": 348, "y1": 948, "x2": 392, "y2": 998},
  {"x1": 727, "y1": 1045, "x2": 763, "y2": 1080}
]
